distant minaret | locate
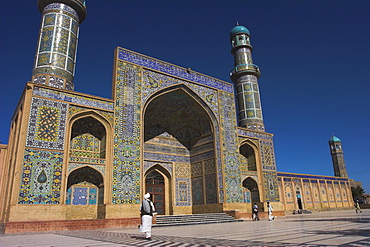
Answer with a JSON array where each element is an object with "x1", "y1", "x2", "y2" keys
[
  {"x1": 32, "y1": 0, "x2": 87, "y2": 90},
  {"x1": 329, "y1": 135, "x2": 348, "y2": 178},
  {"x1": 229, "y1": 24, "x2": 264, "y2": 131}
]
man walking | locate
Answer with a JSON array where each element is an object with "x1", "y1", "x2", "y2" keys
[
  {"x1": 267, "y1": 201, "x2": 275, "y2": 221},
  {"x1": 252, "y1": 203, "x2": 260, "y2": 221},
  {"x1": 139, "y1": 193, "x2": 156, "y2": 239}
]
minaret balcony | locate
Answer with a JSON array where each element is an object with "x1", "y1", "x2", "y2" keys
[{"x1": 230, "y1": 64, "x2": 261, "y2": 79}]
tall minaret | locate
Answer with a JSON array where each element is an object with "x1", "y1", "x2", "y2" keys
[
  {"x1": 230, "y1": 24, "x2": 264, "y2": 131},
  {"x1": 329, "y1": 135, "x2": 348, "y2": 178},
  {"x1": 32, "y1": 0, "x2": 87, "y2": 90}
]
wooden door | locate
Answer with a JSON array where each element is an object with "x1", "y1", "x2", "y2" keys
[{"x1": 146, "y1": 171, "x2": 165, "y2": 215}]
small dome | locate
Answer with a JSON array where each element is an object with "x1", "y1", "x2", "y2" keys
[
  {"x1": 230, "y1": 25, "x2": 250, "y2": 39},
  {"x1": 329, "y1": 135, "x2": 341, "y2": 143}
]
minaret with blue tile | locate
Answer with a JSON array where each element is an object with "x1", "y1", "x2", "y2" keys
[
  {"x1": 32, "y1": 0, "x2": 86, "y2": 90},
  {"x1": 230, "y1": 24, "x2": 264, "y2": 131},
  {"x1": 329, "y1": 135, "x2": 348, "y2": 178}
]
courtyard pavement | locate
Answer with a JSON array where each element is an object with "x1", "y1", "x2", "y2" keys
[{"x1": 0, "y1": 209, "x2": 369, "y2": 247}]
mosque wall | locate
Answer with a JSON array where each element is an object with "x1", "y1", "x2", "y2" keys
[{"x1": 278, "y1": 172, "x2": 353, "y2": 212}]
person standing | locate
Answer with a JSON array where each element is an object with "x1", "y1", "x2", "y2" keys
[
  {"x1": 267, "y1": 201, "x2": 275, "y2": 221},
  {"x1": 354, "y1": 200, "x2": 362, "y2": 213},
  {"x1": 252, "y1": 203, "x2": 260, "y2": 221},
  {"x1": 139, "y1": 193, "x2": 156, "y2": 239}
]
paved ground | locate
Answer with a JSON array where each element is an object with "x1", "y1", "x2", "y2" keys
[{"x1": 0, "y1": 209, "x2": 369, "y2": 247}]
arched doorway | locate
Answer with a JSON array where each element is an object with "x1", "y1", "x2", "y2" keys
[
  {"x1": 240, "y1": 143, "x2": 257, "y2": 171},
  {"x1": 243, "y1": 177, "x2": 260, "y2": 204},
  {"x1": 143, "y1": 85, "x2": 218, "y2": 214},
  {"x1": 66, "y1": 166, "x2": 104, "y2": 206},
  {"x1": 146, "y1": 170, "x2": 165, "y2": 215}
]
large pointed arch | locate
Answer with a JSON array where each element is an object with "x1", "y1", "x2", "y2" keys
[{"x1": 142, "y1": 84, "x2": 221, "y2": 214}]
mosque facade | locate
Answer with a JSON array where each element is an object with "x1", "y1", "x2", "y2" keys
[{"x1": 0, "y1": 0, "x2": 353, "y2": 233}]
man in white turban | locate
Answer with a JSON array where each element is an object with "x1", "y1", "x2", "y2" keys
[{"x1": 139, "y1": 193, "x2": 156, "y2": 239}]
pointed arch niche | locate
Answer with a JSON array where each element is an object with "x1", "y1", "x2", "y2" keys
[
  {"x1": 239, "y1": 142, "x2": 257, "y2": 171},
  {"x1": 143, "y1": 84, "x2": 220, "y2": 214},
  {"x1": 242, "y1": 177, "x2": 260, "y2": 204},
  {"x1": 65, "y1": 111, "x2": 113, "y2": 219},
  {"x1": 144, "y1": 165, "x2": 172, "y2": 215}
]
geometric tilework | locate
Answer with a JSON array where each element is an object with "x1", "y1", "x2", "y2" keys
[
  {"x1": 191, "y1": 176, "x2": 204, "y2": 205},
  {"x1": 176, "y1": 178, "x2": 191, "y2": 206},
  {"x1": 118, "y1": 47, "x2": 233, "y2": 94},
  {"x1": 237, "y1": 128, "x2": 273, "y2": 141},
  {"x1": 260, "y1": 140, "x2": 276, "y2": 170},
  {"x1": 26, "y1": 97, "x2": 67, "y2": 150},
  {"x1": 112, "y1": 61, "x2": 142, "y2": 204},
  {"x1": 68, "y1": 163, "x2": 105, "y2": 176},
  {"x1": 18, "y1": 149, "x2": 63, "y2": 204},
  {"x1": 175, "y1": 163, "x2": 191, "y2": 206},
  {"x1": 263, "y1": 170, "x2": 279, "y2": 202},
  {"x1": 144, "y1": 161, "x2": 173, "y2": 176},
  {"x1": 219, "y1": 90, "x2": 243, "y2": 203},
  {"x1": 68, "y1": 105, "x2": 114, "y2": 124},
  {"x1": 33, "y1": 86, "x2": 114, "y2": 111},
  {"x1": 142, "y1": 70, "x2": 219, "y2": 118}
]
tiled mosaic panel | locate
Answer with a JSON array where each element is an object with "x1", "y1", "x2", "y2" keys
[
  {"x1": 237, "y1": 128, "x2": 273, "y2": 141},
  {"x1": 26, "y1": 97, "x2": 67, "y2": 150},
  {"x1": 33, "y1": 87, "x2": 114, "y2": 111},
  {"x1": 68, "y1": 163, "x2": 105, "y2": 175},
  {"x1": 66, "y1": 183, "x2": 98, "y2": 205},
  {"x1": 260, "y1": 140, "x2": 276, "y2": 170},
  {"x1": 263, "y1": 171, "x2": 279, "y2": 202},
  {"x1": 205, "y1": 173, "x2": 218, "y2": 204},
  {"x1": 69, "y1": 134, "x2": 105, "y2": 164},
  {"x1": 176, "y1": 178, "x2": 191, "y2": 206},
  {"x1": 142, "y1": 70, "x2": 219, "y2": 118},
  {"x1": 192, "y1": 176, "x2": 204, "y2": 205},
  {"x1": 18, "y1": 149, "x2": 63, "y2": 204},
  {"x1": 68, "y1": 105, "x2": 114, "y2": 125},
  {"x1": 220, "y1": 91, "x2": 243, "y2": 203},
  {"x1": 144, "y1": 161, "x2": 173, "y2": 175},
  {"x1": 112, "y1": 61, "x2": 142, "y2": 204},
  {"x1": 284, "y1": 182, "x2": 294, "y2": 204},
  {"x1": 243, "y1": 190, "x2": 251, "y2": 203},
  {"x1": 118, "y1": 48, "x2": 233, "y2": 93},
  {"x1": 175, "y1": 163, "x2": 191, "y2": 178}
]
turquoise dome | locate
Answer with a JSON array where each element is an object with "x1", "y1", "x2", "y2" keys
[
  {"x1": 329, "y1": 135, "x2": 341, "y2": 143},
  {"x1": 230, "y1": 25, "x2": 250, "y2": 39}
]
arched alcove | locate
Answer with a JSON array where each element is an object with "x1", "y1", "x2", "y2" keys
[
  {"x1": 240, "y1": 143, "x2": 257, "y2": 171},
  {"x1": 66, "y1": 166, "x2": 104, "y2": 206},
  {"x1": 242, "y1": 177, "x2": 260, "y2": 204}
]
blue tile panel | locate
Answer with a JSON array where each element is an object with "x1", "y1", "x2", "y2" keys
[
  {"x1": 263, "y1": 171, "x2": 280, "y2": 202},
  {"x1": 237, "y1": 128, "x2": 273, "y2": 141},
  {"x1": 112, "y1": 62, "x2": 142, "y2": 204},
  {"x1": 118, "y1": 47, "x2": 233, "y2": 94},
  {"x1": 26, "y1": 97, "x2": 67, "y2": 150},
  {"x1": 33, "y1": 86, "x2": 114, "y2": 111},
  {"x1": 18, "y1": 149, "x2": 63, "y2": 204},
  {"x1": 219, "y1": 91, "x2": 243, "y2": 203},
  {"x1": 260, "y1": 140, "x2": 277, "y2": 170}
]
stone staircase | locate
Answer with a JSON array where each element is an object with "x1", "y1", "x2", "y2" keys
[{"x1": 154, "y1": 213, "x2": 242, "y2": 227}]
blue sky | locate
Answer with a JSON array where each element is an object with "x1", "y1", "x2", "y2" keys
[{"x1": 1, "y1": 1, "x2": 369, "y2": 193}]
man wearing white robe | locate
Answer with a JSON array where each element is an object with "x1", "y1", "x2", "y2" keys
[
  {"x1": 139, "y1": 193, "x2": 156, "y2": 239},
  {"x1": 267, "y1": 201, "x2": 275, "y2": 221}
]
